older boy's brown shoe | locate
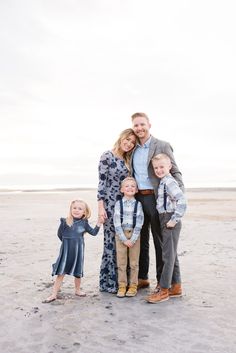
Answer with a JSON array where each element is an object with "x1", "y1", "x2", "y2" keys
[
  {"x1": 137, "y1": 279, "x2": 150, "y2": 289},
  {"x1": 169, "y1": 283, "x2": 182, "y2": 297},
  {"x1": 153, "y1": 283, "x2": 161, "y2": 293},
  {"x1": 146, "y1": 288, "x2": 169, "y2": 303}
]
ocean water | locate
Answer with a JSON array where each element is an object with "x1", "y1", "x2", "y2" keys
[
  {"x1": 1, "y1": 152, "x2": 236, "y2": 191},
  {"x1": 0, "y1": 174, "x2": 235, "y2": 191}
]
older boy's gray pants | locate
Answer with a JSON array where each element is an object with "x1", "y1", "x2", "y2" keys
[{"x1": 159, "y1": 212, "x2": 181, "y2": 289}]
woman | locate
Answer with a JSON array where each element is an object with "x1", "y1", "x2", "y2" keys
[{"x1": 97, "y1": 128, "x2": 137, "y2": 293}]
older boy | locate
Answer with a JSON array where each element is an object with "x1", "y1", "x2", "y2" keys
[{"x1": 146, "y1": 153, "x2": 187, "y2": 303}]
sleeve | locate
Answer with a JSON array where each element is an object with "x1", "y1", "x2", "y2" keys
[
  {"x1": 84, "y1": 220, "x2": 100, "y2": 236},
  {"x1": 113, "y1": 201, "x2": 127, "y2": 243},
  {"x1": 163, "y1": 142, "x2": 185, "y2": 191},
  {"x1": 166, "y1": 179, "x2": 187, "y2": 222},
  {"x1": 57, "y1": 218, "x2": 66, "y2": 241},
  {"x1": 130, "y1": 202, "x2": 144, "y2": 244},
  {"x1": 97, "y1": 151, "x2": 110, "y2": 201}
]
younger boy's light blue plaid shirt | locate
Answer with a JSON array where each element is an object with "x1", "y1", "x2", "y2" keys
[
  {"x1": 157, "y1": 175, "x2": 187, "y2": 223},
  {"x1": 113, "y1": 197, "x2": 144, "y2": 244}
]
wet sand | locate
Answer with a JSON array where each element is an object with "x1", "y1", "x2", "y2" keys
[{"x1": 1, "y1": 189, "x2": 236, "y2": 353}]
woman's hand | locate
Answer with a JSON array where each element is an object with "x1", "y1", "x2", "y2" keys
[{"x1": 98, "y1": 200, "x2": 107, "y2": 224}]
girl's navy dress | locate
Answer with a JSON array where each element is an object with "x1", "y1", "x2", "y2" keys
[{"x1": 52, "y1": 218, "x2": 100, "y2": 278}]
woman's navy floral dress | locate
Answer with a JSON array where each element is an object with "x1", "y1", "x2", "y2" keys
[{"x1": 97, "y1": 150, "x2": 130, "y2": 293}]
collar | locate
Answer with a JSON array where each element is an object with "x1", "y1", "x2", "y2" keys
[
  {"x1": 160, "y1": 174, "x2": 171, "y2": 184},
  {"x1": 137, "y1": 135, "x2": 152, "y2": 148},
  {"x1": 123, "y1": 197, "x2": 136, "y2": 203},
  {"x1": 73, "y1": 217, "x2": 83, "y2": 223}
]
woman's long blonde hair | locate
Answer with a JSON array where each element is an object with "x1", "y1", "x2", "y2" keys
[
  {"x1": 113, "y1": 128, "x2": 137, "y2": 171},
  {"x1": 66, "y1": 199, "x2": 91, "y2": 226}
]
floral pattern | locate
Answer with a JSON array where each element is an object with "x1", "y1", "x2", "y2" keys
[{"x1": 97, "y1": 150, "x2": 130, "y2": 293}]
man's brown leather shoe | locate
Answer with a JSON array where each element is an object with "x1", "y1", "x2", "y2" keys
[
  {"x1": 137, "y1": 279, "x2": 150, "y2": 289},
  {"x1": 169, "y1": 283, "x2": 182, "y2": 297}
]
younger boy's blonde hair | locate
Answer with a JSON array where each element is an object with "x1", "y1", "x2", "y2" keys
[
  {"x1": 152, "y1": 153, "x2": 171, "y2": 164},
  {"x1": 121, "y1": 176, "x2": 138, "y2": 188},
  {"x1": 66, "y1": 199, "x2": 91, "y2": 226}
]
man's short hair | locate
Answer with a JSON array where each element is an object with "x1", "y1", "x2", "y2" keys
[{"x1": 131, "y1": 112, "x2": 149, "y2": 122}]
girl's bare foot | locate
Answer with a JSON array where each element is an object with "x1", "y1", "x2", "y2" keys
[
  {"x1": 42, "y1": 295, "x2": 57, "y2": 303},
  {"x1": 75, "y1": 290, "x2": 86, "y2": 297}
]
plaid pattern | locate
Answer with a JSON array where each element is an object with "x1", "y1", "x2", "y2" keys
[
  {"x1": 114, "y1": 197, "x2": 144, "y2": 243},
  {"x1": 157, "y1": 175, "x2": 187, "y2": 223}
]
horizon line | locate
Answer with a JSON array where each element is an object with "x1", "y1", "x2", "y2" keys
[{"x1": 1, "y1": 186, "x2": 236, "y2": 193}]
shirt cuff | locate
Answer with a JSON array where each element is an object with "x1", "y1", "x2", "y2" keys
[
  {"x1": 118, "y1": 233, "x2": 128, "y2": 243},
  {"x1": 130, "y1": 233, "x2": 140, "y2": 244},
  {"x1": 170, "y1": 215, "x2": 179, "y2": 223}
]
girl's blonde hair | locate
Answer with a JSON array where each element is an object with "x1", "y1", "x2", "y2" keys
[
  {"x1": 66, "y1": 199, "x2": 91, "y2": 226},
  {"x1": 113, "y1": 128, "x2": 137, "y2": 170}
]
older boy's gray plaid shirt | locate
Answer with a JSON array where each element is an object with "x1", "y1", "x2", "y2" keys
[
  {"x1": 114, "y1": 197, "x2": 144, "y2": 243},
  {"x1": 157, "y1": 175, "x2": 187, "y2": 222}
]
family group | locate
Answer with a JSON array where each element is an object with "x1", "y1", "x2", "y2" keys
[{"x1": 43, "y1": 112, "x2": 187, "y2": 304}]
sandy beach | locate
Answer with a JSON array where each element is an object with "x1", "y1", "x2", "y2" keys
[{"x1": 1, "y1": 188, "x2": 236, "y2": 353}]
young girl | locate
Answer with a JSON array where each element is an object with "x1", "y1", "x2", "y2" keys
[{"x1": 43, "y1": 199, "x2": 101, "y2": 303}]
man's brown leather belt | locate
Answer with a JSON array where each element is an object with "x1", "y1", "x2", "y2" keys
[{"x1": 138, "y1": 189, "x2": 154, "y2": 195}]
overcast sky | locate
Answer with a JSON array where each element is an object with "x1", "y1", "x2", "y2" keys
[{"x1": 0, "y1": 0, "x2": 236, "y2": 189}]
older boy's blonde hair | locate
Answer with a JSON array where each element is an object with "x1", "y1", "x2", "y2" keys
[
  {"x1": 152, "y1": 153, "x2": 171, "y2": 164},
  {"x1": 66, "y1": 199, "x2": 91, "y2": 226}
]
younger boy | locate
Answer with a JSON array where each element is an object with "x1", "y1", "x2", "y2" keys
[
  {"x1": 146, "y1": 153, "x2": 187, "y2": 303},
  {"x1": 114, "y1": 177, "x2": 144, "y2": 298}
]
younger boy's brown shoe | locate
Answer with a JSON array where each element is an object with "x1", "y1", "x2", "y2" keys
[
  {"x1": 169, "y1": 283, "x2": 182, "y2": 297},
  {"x1": 137, "y1": 279, "x2": 150, "y2": 289},
  {"x1": 146, "y1": 288, "x2": 169, "y2": 303},
  {"x1": 117, "y1": 283, "x2": 126, "y2": 298},
  {"x1": 126, "y1": 284, "x2": 137, "y2": 297}
]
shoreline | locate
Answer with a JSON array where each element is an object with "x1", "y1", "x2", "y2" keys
[{"x1": 0, "y1": 186, "x2": 236, "y2": 193}]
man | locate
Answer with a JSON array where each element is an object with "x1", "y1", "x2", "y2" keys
[{"x1": 130, "y1": 112, "x2": 184, "y2": 290}]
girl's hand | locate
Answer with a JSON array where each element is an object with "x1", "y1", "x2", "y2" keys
[
  {"x1": 166, "y1": 219, "x2": 177, "y2": 228},
  {"x1": 98, "y1": 211, "x2": 107, "y2": 224},
  {"x1": 97, "y1": 217, "x2": 104, "y2": 226},
  {"x1": 96, "y1": 220, "x2": 102, "y2": 227}
]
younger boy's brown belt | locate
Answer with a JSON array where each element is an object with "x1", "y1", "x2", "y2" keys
[{"x1": 138, "y1": 189, "x2": 154, "y2": 195}]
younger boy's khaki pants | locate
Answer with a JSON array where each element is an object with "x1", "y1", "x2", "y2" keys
[{"x1": 115, "y1": 230, "x2": 140, "y2": 285}]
